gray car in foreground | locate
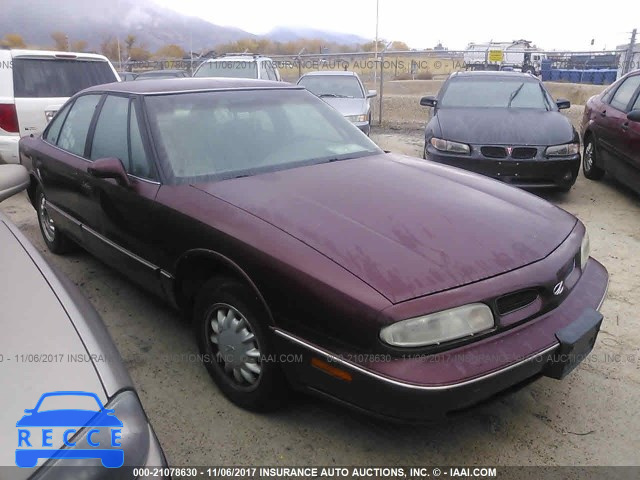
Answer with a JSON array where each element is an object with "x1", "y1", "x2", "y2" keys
[
  {"x1": 297, "y1": 71, "x2": 376, "y2": 135},
  {"x1": 0, "y1": 165, "x2": 167, "y2": 478}
]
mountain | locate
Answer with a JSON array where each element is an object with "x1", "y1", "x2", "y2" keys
[
  {"x1": 0, "y1": 0, "x2": 370, "y2": 53},
  {"x1": 1, "y1": 0, "x2": 254, "y2": 52},
  {"x1": 266, "y1": 27, "x2": 369, "y2": 46}
]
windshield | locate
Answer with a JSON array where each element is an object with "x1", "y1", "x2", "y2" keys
[
  {"x1": 194, "y1": 61, "x2": 258, "y2": 79},
  {"x1": 298, "y1": 75, "x2": 364, "y2": 98},
  {"x1": 144, "y1": 89, "x2": 381, "y2": 182},
  {"x1": 439, "y1": 78, "x2": 552, "y2": 109},
  {"x1": 12, "y1": 58, "x2": 117, "y2": 98}
]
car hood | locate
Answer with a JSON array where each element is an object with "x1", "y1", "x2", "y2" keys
[
  {"x1": 321, "y1": 97, "x2": 369, "y2": 116},
  {"x1": 0, "y1": 218, "x2": 105, "y2": 472},
  {"x1": 194, "y1": 153, "x2": 577, "y2": 304},
  {"x1": 434, "y1": 108, "x2": 575, "y2": 145}
]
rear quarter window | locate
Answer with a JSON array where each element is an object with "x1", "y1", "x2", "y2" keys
[{"x1": 12, "y1": 58, "x2": 117, "y2": 98}]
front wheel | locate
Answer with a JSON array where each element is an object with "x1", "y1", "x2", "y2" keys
[
  {"x1": 583, "y1": 137, "x2": 605, "y2": 180},
  {"x1": 193, "y1": 277, "x2": 289, "y2": 411},
  {"x1": 36, "y1": 187, "x2": 75, "y2": 254}
]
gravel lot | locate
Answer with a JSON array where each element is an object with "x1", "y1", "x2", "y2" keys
[{"x1": 2, "y1": 96, "x2": 639, "y2": 467}]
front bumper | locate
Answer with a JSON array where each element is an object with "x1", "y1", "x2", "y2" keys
[
  {"x1": 353, "y1": 121, "x2": 371, "y2": 136},
  {"x1": 274, "y1": 258, "x2": 608, "y2": 422},
  {"x1": 0, "y1": 135, "x2": 20, "y2": 164},
  {"x1": 425, "y1": 144, "x2": 580, "y2": 189}
]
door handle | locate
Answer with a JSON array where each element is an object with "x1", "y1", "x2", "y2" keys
[
  {"x1": 621, "y1": 122, "x2": 629, "y2": 131},
  {"x1": 600, "y1": 110, "x2": 607, "y2": 117}
]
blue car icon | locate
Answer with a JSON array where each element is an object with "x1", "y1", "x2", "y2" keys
[{"x1": 16, "y1": 391, "x2": 124, "y2": 468}]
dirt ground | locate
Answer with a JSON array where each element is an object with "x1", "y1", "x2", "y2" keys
[{"x1": 1, "y1": 89, "x2": 639, "y2": 467}]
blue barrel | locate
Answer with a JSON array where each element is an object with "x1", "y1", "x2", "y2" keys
[
  {"x1": 580, "y1": 70, "x2": 595, "y2": 84},
  {"x1": 592, "y1": 69, "x2": 605, "y2": 85},
  {"x1": 603, "y1": 70, "x2": 618, "y2": 84},
  {"x1": 569, "y1": 70, "x2": 582, "y2": 83}
]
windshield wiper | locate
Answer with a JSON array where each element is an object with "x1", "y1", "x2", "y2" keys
[
  {"x1": 507, "y1": 82, "x2": 525, "y2": 108},
  {"x1": 318, "y1": 93, "x2": 349, "y2": 98}
]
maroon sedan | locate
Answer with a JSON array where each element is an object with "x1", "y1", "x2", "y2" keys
[
  {"x1": 19, "y1": 79, "x2": 608, "y2": 421},
  {"x1": 581, "y1": 69, "x2": 640, "y2": 192}
]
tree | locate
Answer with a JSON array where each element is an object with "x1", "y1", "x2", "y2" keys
[
  {"x1": 129, "y1": 46, "x2": 151, "y2": 61},
  {"x1": 361, "y1": 40, "x2": 387, "y2": 52},
  {"x1": 100, "y1": 37, "x2": 120, "y2": 61},
  {"x1": 70, "y1": 40, "x2": 88, "y2": 52},
  {"x1": 390, "y1": 41, "x2": 410, "y2": 51},
  {"x1": 155, "y1": 44, "x2": 185, "y2": 59},
  {"x1": 1, "y1": 33, "x2": 26, "y2": 48},
  {"x1": 124, "y1": 34, "x2": 136, "y2": 56},
  {"x1": 51, "y1": 31, "x2": 69, "y2": 51}
]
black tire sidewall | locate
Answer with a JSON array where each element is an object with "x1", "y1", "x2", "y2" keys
[
  {"x1": 193, "y1": 277, "x2": 287, "y2": 411},
  {"x1": 36, "y1": 187, "x2": 64, "y2": 253},
  {"x1": 583, "y1": 138, "x2": 605, "y2": 180}
]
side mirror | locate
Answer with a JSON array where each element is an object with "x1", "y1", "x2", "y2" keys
[
  {"x1": 627, "y1": 110, "x2": 640, "y2": 122},
  {"x1": 0, "y1": 164, "x2": 30, "y2": 203},
  {"x1": 87, "y1": 157, "x2": 130, "y2": 187},
  {"x1": 367, "y1": 90, "x2": 377, "y2": 98},
  {"x1": 420, "y1": 95, "x2": 438, "y2": 107},
  {"x1": 556, "y1": 98, "x2": 571, "y2": 110}
]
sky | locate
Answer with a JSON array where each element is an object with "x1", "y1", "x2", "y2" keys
[{"x1": 152, "y1": 0, "x2": 639, "y2": 51}]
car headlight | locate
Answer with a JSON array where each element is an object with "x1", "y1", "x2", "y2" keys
[
  {"x1": 580, "y1": 229, "x2": 590, "y2": 270},
  {"x1": 430, "y1": 137, "x2": 471, "y2": 154},
  {"x1": 545, "y1": 143, "x2": 579, "y2": 157},
  {"x1": 346, "y1": 114, "x2": 368, "y2": 123},
  {"x1": 380, "y1": 303, "x2": 494, "y2": 348}
]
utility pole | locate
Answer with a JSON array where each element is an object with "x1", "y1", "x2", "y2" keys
[
  {"x1": 623, "y1": 28, "x2": 637, "y2": 76},
  {"x1": 378, "y1": 41, "x2": 392, "y2": 126},
  {"x1": 374, "y1": 0, "x2": 379, "y2": 86},
  {"x1": 117, "y1": 37, "x2": 122, "y2": 70}
]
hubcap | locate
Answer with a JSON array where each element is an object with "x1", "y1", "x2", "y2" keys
[
  {"x1": 584, "y1": 142, "x2": 594, "y2": 171},
  {"x1": 207, "y1": 303, "x2": 262, "y2": 387},
  {"x1": 39, "y1": 196, "x2": 56, "y2": 242}
]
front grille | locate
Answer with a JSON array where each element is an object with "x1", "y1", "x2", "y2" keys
[
  {"x1": 496, "y1": 289, "x2": 539, "y2": 315},
  {"x1": 511, "y1": 147, "x2": 538, "y2": 159},
  {"x1": 481, "y1": 146, "x2": 507, "y2": 158}
]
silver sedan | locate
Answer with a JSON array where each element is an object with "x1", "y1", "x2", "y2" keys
[{"x1": 0, "y1": 165, "x2": 168, "y2": 478}]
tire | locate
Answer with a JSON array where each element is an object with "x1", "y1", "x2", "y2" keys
[
  {"x1": 423, "y1": 143, "x2": 428, "y2": 160},
  {"x1": 193, "y1": 276, "x2": 289, "y2": 411},
  {"x1": 36, "y1": 186, "x2": 75, "y2": 254},
  {"x1": 583, "y1": 137, "x2": 605, "y2": 180}
]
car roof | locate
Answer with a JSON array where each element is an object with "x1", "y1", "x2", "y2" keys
[
  {"x1": 301, "y1": 71, "x2": 359, "y2": 77},
  {"x1": 137, "y1": 69, "x2": 186, "y2": 75},
  {"x1": 4, "y1": 48, "x2": 110, "y2": 61},
  {"x1": 82, "y1": 77, "x2": 299, "y2": 95},
  {"x1": 451, "y1": 71, "x2": 539, "y2": 80}
]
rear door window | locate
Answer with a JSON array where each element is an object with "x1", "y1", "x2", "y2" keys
[
  {"x1": 57, "y1": 94, "x2": 102, "y2": 156},
  {"x1": 12, "y1": 58, "x2": 116, "y2": 98}
]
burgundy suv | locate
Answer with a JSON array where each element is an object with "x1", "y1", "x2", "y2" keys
[{"x1": 581, "y1": 70, "x2": 640, "y2": 192}]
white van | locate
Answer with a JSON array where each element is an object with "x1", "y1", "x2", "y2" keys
[
  {"x1": 193, "y1": 54, "x2": 281, "y2": 81},
  {"x1": 0, "y1": 48, "x2": 119, "y2": 164}
]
